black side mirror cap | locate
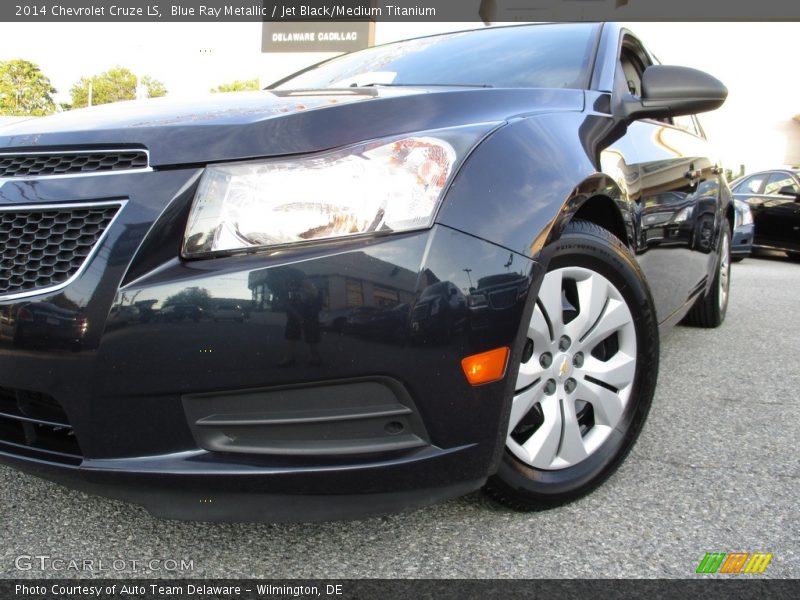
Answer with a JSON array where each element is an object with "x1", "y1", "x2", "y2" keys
[{"x1": 618, "y1": 65, "x2": 727, "y2": 121}]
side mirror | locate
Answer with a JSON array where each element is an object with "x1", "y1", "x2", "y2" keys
[
  {"x1": 777, "y1": 185, "x2": 800, "y2": 199},
  {"x1": 619, "y1": 65, "x2": 727, "y2": 121}
]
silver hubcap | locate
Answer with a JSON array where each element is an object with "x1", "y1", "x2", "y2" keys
[
  {"x1": 719, "y1": 233, "x2": 730, "y2": 311},
  {"x1": 508, "y1": 267, "x2": 637, "y2": 470}
]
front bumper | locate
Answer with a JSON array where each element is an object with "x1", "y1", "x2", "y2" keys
[{"x1": 0, "y1": 168, "x2": 535, "y2": 520}]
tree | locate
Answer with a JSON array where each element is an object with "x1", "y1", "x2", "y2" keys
[
  {"x1": 211, "y1": 78, "x2": 260, "y2": 93},
  {"x1": 141, "y1": 76, "x2": 167, "y2": 98},
  {"x1": 70, "y1": 67, "x2": 166, "y2": 108},
  {"x1": 0, "y1": 59, "x2": 56, "y2": 116}
]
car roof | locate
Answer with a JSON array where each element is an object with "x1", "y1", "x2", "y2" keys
[
  {"x1": 730, "y1": 169, "x2": 800, "y2": 187},
  {"x1": 734, "y1": 168, "x2": 799, "y2": 179}
]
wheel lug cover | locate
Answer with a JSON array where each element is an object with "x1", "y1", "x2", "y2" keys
[
  {"x1": 559, "y1": 335, "x2": 571, "y2": 351},
  {"x1": 521, "y1": 339, "x2": 534, "y2": 364},
  {"x1": 564, "y1": 378, "x2": 577, "y2": 394},
  {"x1": 544, "y1": 379, "x2": 557, "y2": 395},
  {"x1": 573, "y1": 352, "x2": 584, "y2": 368},
  {"x1": 539, "y1": 353, "x2": 552, "y2": 368}
]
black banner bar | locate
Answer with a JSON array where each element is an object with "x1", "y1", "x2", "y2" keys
[
  {"x1": 2, "y1": 579, "x2": 799, "y2": 600},
  {"x1": 3, "y1": 0, "x2": 800, "y2": 22}
]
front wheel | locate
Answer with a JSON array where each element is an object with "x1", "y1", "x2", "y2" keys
[{"x1": 485, "y1": 220, "x2": 659, "y2": 510}]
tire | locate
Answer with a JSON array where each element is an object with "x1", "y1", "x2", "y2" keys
[
  {"x1": 786, "y1": 252, "x2": 800, "y2": 263},
  {"x1": 485, "y1": 220, "x2": 659, "y2": 510},
  {"x1": 682, "y1": 222, "x2": 731, "y2": 328}
]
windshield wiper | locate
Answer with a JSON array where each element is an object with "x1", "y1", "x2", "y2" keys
[{"x1": 356, "y1": 83, "x2": 494, "y2": 88}]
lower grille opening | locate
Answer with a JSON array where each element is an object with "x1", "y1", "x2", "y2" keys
[
  {"x1": 183, "y1": 377, "x2": 431, "y2": 459},
  {"x1": 0, "y1": 387, "x2": 82, "y2": 465}
]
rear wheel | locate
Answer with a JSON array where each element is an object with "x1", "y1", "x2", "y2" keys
[
  {"x1": 485, "y1": 220, "x2": 658, "y2": 509},
  {"x1": 683, "y1": 222, "x2": 731, "y2": 328}
]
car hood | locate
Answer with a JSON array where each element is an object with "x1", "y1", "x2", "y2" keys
[{"x1": 0, "y1": 87, "x2": 584, "y2": 166}]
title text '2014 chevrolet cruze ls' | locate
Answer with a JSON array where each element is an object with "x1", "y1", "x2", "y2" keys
[{"x1": 0, "y1": 23, "x2": 729, "y2": 520}]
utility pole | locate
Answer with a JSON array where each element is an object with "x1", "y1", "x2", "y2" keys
[{"x1": 463, "y1": 268, "x2": 473, "y2": 291}]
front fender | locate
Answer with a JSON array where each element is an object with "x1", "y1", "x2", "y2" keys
[{"x1": 435, "y1": 113, "x2": 631, "y2": 262}]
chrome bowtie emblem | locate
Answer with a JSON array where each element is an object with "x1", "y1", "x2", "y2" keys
[{"x1": 558, "y1": 356, "x2": 570, "y2": 380}]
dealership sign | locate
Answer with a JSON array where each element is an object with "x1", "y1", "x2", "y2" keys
[{"x1": 262, "y1": 21, "x2": 374, "y2": 53}]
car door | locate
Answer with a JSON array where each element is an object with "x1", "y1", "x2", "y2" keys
[
  {"x1": 610, "y1": 35, "x2": 722, "y2": 323},
  {"x1": 750, "y1": 172, "x2": 800, "y2": 251}
]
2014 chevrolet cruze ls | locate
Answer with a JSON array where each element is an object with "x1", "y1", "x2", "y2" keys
[{"x1": 0, "y1": 23, "x2": 730, "y2": 521}]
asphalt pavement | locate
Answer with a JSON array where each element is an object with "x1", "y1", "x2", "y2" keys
[{"x1": 1, "y1": 253, "x2": 798, "y2": 579}]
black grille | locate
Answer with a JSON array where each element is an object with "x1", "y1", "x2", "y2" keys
[
  {"x1": 0, "y1": 387, "x2": 82, "y2": 465},
  {"x1": 411, "y1": 303, "x2": 430, "y2": 320},
  {"x1": 0, "y1": 204, "x2": 120, "y2": 296},
  {"x1": 0, "y1": 150, "x2": 147, "y2": 178}
]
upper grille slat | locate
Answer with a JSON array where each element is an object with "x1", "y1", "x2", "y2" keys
[
  {"x1": 0, "y1": 150, "x2": 148, "y2": 178},
  {"x1": 0, "y1": 203, "x2": 120, "y2": 297}
]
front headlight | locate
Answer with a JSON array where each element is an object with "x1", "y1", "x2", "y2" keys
[
  {"x1": 183, "y1": 134, "x2": 463, "y2": 257},
  {"x1": 741, "y1": 205, "x2": 753, "y2": 226}
]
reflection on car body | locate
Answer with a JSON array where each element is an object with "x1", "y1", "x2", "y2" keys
[
  {"x1": 159, "y1": 303, "x2": 203, "y2": 323},
  {"x1": 467, "y1": 273, "x2": 529, "y2": 332},
  {"x1": 212, "y1": 302, "x2": 245, "y2": 322},
  {"x1": 410, "y1": 281, "x2": 467, "y2": 344},
  {"x1": 9, "y1": 302, "x2": 86, "y2": 351}
]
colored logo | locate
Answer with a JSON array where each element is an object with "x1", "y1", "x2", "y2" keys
[{"x1": 696, "y1": 552, "x2": 773, "y2": 574}]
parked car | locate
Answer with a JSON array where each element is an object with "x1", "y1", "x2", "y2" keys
[
  {"x1": 319, "y1": 306, "x2": 354, "y2": 332},
  {"x1": 351, "y1": 303, "x2": 410, "y2": 344},
  {"x1": 731, "y1": 198, "x2": 754, "y2": 261},
  {"x1": 9, "y1": 302, "x2": 87, "y2": 351},
  {"x1": 0, "y1": 23, "x2": 729, "y2": 521},
  {"x1": 159, "y1": 303, "x2": 203, "y2": 323},
  {"x1": 410, "y1": 281, "x2": 467, "y2": 343},
  {"x1": 730, "y1": 169, "x2": 800, "y2": 260},
  {"x1": 211, "y1": 302, "x2": 245, "y2": 322}
]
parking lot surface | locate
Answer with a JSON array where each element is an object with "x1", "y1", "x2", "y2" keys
[{"x1": 1, "y1": 254, "x2": 797, "y2": 579}]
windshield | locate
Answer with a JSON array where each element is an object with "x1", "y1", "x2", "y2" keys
[{"x1": 273, "y1": 24, "x2": 599, "y2": 91}]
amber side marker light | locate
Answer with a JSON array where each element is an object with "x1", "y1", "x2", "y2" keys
[{"x1": 461, "y1": 346, "x2": 510, "y2": 386}]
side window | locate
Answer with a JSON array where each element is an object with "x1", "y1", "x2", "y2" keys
[
  {"x1": 764, "y1": 173, "x2": 800, "y2": 196},
  {"x1": 619, "y1": 48, "x2": 645, "y2": 97},
  {"x1": 734, "y1": 174, "x2": 767, "y2": 195},
  {"x1": 672, "y1": 114, "x2": 702, "y2": 137},
  {"x1": 618, "y1": 39, "x2": 675, "y2": 125}
]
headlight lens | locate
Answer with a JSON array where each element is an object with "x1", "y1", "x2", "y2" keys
[
  {"x1": 182, "y1": 135, "x2": 457, "y2": 257},
  {"x1": 741, "y1": 205, "x2": 753, "y2": 225}
]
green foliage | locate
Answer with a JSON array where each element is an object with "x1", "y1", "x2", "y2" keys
[
  {"x1": 211, "y1": 79, "x2": 260, "y2": 93},
  {"x1": 141, "y1": 75, "x2": 167, "y2": 98},
  {"x1": 0, "y1": 59, "x2": 56, "y2": 116},
  {"x1": 70, "y1": 67, "x2": 167, "y2": 108}
]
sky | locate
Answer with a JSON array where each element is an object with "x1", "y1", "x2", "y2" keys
[{"x1": 0, "y1": 21, "x2": 798, "y2": 172}]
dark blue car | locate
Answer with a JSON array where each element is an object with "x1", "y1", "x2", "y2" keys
[{"x1": 0, "y1": 23, "x2": 730, "y2": 520}]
